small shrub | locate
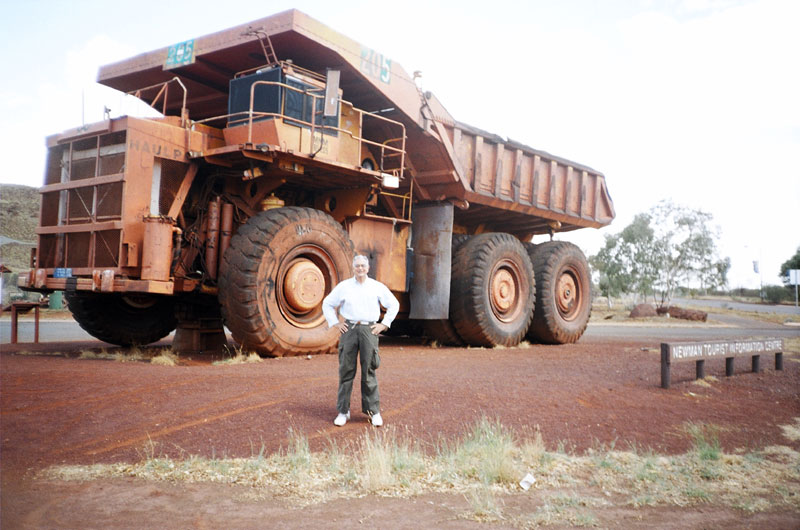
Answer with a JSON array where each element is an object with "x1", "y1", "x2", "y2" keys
[{"x1": 763, "y1": 285, "x2": 791, "y2": 304}]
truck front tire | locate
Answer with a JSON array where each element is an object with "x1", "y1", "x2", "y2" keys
[
  {"x1": 65, "y1": 292, "x2": 177, "y2": 346},
  {"x1": 218, "y1": 207, "x2": 353, "y2": 356}
]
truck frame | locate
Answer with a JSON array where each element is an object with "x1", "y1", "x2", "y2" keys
[{"x1": 19, "y1": 10, "x2": 615, "y2": 355}]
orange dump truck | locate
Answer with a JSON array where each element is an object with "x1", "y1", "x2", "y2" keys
[{"x1": 19, "y1": 10, "x2": 614, "y2": 355}]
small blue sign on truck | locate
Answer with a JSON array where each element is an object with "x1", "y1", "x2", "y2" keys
[{"x1": 53, "y1": 268, "x2": 72, "y2": 278}]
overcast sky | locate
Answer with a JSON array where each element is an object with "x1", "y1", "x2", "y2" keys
[{"x1": 2, "y1": 0, "x2": 798, "y2": 289}]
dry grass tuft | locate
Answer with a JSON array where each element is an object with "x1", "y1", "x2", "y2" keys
[
  {"x1": 150, "y1": 349, "x2": 179, "y2": 366},
  {"x1": 691, "y1": 376, "x2": 718, "y2": 388},
  {"x1": 523, "y1": 493, "x2": 605, "y2": 527},
  {"x1": 462, "y1": 483, "x2": 505, "y2": 522},
  {"x1": 213, "y1": 345, "x2": 263, "y2": 365},
  {"x1": 77, "y1": 347, "x2": 147, "y2": 362},
  {"x1": 13, "y1": 350, "x2": 63, "y2": 357},
  {"x1": 439, "y1": 416, "x2": 518, "y2": 486},
  {"x1": 78, "y1": 348, "x2": 108, "y2": 360},
  {"x1": 779, "y1": 418, "x2": 800, "y2": 442},
  {"x1": 39, "y1": 418, "x2": 800, "y2": 519},
  {"x1": 359, "y1": 429, "x2": 396, "y2": 492}
]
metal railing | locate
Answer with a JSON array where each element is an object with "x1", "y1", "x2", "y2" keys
[
  {"x1": 128, "y1": 77, "x2": 188, "y2": 127},
  {"x1": 127, "y1": 76, "x2": 407, "y2": 179},
  {"x1": 195, "y1": 80, "x2": 407, "y2": 180}
]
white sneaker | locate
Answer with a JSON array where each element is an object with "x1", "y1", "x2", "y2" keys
[
  {"x1": 334, "y1": 411, "x2": 350, "y2": 426},
  {"x1": 370, "y1": 413, "x2": 383, "y2": 427}
]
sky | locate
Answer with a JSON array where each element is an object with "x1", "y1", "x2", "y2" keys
[{"x1": 1, "y1": 0, "x2": 798, "y2": 289}]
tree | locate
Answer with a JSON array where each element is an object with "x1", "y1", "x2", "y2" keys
[
  {"x1": 779, "y1": 246, "x2": 800, "y2": 286},
  {"x1": 591, "y1": 200, "x2": 729, "y2": 307},
  {"x1": 591, "y1": 213, "x2": 662, "y2": 304}
]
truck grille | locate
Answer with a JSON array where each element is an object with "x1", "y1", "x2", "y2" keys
[{"x1": 38, "y1": 130, "x2": 126, "y2": 270}]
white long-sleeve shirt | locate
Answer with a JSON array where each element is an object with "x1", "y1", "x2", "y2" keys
[{"x1": 322, "y1": 276, "x2": 400, "y2": 328}]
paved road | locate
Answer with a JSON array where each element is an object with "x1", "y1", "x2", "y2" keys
[
  {"x1": 585, "y1": 316, "x2": 800, "y2": 341},
  {"x1": 0, "y1": 319, "x2": 175, "y2": 346},
  {"x1": 674, "y1": 297, "x2": 800, "y2": 315}
]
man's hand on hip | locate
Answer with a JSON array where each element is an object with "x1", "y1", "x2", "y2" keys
[
  {"x1": 371, "y1": 323, "x2": 388, "y2": 335},
  {"x1": 336, "y1": 322, "x2": 349, "y2": 334}
]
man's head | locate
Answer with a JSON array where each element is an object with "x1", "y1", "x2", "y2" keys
[{"x1": 353, "y1": 255, "x2": 369, "y2": 282}]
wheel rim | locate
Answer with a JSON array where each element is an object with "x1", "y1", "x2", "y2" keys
[
  {"x1": 555, "y1": 267, "x2": 582, "y2": 321},
  {"x1": 275, "y1": 244, "x2": 337, "y2": 329},
  {"x1": 489, "y1": 259, "x2": 524, "y2": 323}
]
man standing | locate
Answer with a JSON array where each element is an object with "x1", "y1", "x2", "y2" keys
[{"x1": 322, "y1": 254, "x2": 399, "y2": 427}]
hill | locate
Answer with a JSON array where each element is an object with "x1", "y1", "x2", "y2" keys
[{"x1": 0, "y1": 184, "x2": 40, "y2": 272}]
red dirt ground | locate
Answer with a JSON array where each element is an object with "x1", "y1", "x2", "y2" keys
[{"x1": 2, "y1": 334, "x2": 799, "y2": 528}]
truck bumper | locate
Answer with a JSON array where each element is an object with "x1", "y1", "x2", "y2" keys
[{"x1": 17, "y1": 269, "x2": 178, "y2": 295}]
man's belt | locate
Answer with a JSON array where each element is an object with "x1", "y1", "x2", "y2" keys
[{"x1": 347, "y1": 320, "x2": 376, "y2": 326}]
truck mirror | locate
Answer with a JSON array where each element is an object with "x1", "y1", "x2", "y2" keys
[{"x1": 323, "y1": 69, "x2": 340, "y2": 117}]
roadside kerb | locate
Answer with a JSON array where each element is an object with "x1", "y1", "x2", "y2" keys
[{"x1": 660, "y1": 338, "x2": 784, "y2": 389}]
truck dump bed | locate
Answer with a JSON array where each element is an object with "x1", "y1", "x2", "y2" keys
[
  {"x1": 445, "y1": 121, "x2": 614, "y2": 235},
  {"x1": 97, "y1": 9, "x2": 614, "y2": 237}
]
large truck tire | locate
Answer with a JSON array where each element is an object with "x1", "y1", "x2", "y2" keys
[
  {"x1": 450, "y1": 233, "x2": 535, "y2": 347},
  {"x1": 218, "y1": 207, "x2": 353, "y2": 357},
  {"x1": 421, "y1": 233, "x2": 470, "y2": 346},
  {"x1": 65, "y1": 292, "x2": 177, "y2": 346},
  {"x1": 525, "y1": 241, "x2": 592, "y2": 344}
]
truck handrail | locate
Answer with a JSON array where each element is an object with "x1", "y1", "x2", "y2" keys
[
  {"x1": 377, "y1": 137, "x2": 406, "y2": 176},
  {"x1": 128, "y1": 77, "x2": 188, "y2": 127}
]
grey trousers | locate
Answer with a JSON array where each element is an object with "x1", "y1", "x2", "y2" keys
[{"x1": 336, "y1": 323, "x2": 380, "y2": 415}]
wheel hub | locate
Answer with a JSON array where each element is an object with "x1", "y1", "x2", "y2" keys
[
  {"x1": 490, "y1": 268, "x2": 516, "y2": 314},
  {"x1": 283, "y1": 259, "x2": 325, "y2": 312},
  {"x1": 556, "y1": 273, "x2": 578, "y2": 317}
]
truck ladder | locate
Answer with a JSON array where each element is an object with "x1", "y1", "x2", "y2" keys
[{"x1": 244, "y1": 26, "x2": 279, "y2": 67}]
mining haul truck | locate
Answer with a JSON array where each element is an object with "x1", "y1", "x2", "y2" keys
[{"x1": 19, "y1": 10, "x2": 615, "y2": 356}]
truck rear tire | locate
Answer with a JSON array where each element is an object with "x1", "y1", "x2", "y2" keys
[
  {"x1": 65, "y1": 292, "x2": 177, "y2": 346},
  {"x1": 525, "y1": 241, "x2": 592, "y2": 344},
  {"x1": 218, "y1": 207, "x2": 353, "y2": 356},
  {"x1": 450, "y1": 233, "x2": 535, "y2": 347}
]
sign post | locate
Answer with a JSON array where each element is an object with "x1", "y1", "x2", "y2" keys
[
  {"x1": 790, "y1": 269, "x2": 800, "y2": 308},
  {"x1": 661, "y1": 338, "x2": 784, "y2": 388}
]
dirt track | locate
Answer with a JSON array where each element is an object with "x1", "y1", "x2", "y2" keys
[{"x1": 2, "y1": 329, "x2": 799, "y2": 528}]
